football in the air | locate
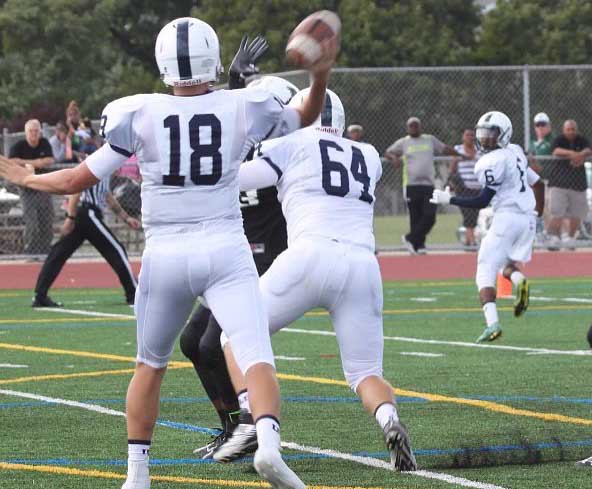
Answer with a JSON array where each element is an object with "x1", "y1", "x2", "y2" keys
[{"x1": 286, "y1": 10, "x2": 341, "y2": 68}]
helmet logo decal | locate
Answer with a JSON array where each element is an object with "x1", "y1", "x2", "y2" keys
[
  {"x1": 176, "y1": 19, "x2": 192, "y2": 80},
  {"x1": 321, "y1": 92, "x2": 332, "y2": 127}
]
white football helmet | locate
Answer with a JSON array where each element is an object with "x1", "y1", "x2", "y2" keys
[
  {"x1": 247, "y1": 76, "x2": 299, "y2": 106},
  {"x1": 475, "y1": 111, "x2": 512, "y2": 152},
  {"x1": 155, "y1": 17, "x2": 223, "y2": 87},
  {"x1": 289, "y1": 88, "x2": 345, "y2": 136}
]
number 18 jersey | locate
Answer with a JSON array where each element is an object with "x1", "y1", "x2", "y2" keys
[
  {"x1": 98, "y1": 89, "x2": 298, "y2": 237},
  {"x1": 258, "y1": 127, "x2": 383, "y2": 251}
]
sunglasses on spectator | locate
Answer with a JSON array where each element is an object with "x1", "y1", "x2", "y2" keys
[{"x1": 534, "y1": 122, "x2": 548, "y2": 127}]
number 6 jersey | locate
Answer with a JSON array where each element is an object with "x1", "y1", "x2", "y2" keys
[
  {"x1": 474, "y1": 143, "x2": 539, "y2": 215},
  {"x1": 241, "y1": 127, "x2": 383, "y2": 252},
  {"x1": 88, "y1": 89, "x2": 300, "y2": 237}
]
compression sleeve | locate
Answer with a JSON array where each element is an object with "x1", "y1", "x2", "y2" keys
[
  {"x1": 450, "y1": 187, "x2": 496, "y2": 209},
  {"x1": 239, "y1": 158, "x2": 281, "y2": 191},
  {"x1": 85, "y1": 143, "x2": 129, "y2": 180}
]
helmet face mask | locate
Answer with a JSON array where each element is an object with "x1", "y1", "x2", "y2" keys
[
  {"x1": 475, "y1": 126, "x2": 500, "y2": 152},
  {"x1": 155, "y1": 17, "x2": 223, "y2": 87},
  {"x1": 475, "y1": 111, "x2": 512, "y2": 152}
]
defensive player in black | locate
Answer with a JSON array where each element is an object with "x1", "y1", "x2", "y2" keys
[
  {"x1": 32, "y1": 176, "x2": 141, "y2": 307},
  {"x1": 179, "y1": 36, "x2": 293, "y2": 459}
]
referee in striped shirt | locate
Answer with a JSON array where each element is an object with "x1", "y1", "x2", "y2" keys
[{"x1": 32, "y1": 176, "x2": 141, "y2": 307}]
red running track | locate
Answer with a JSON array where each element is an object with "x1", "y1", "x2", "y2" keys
[{"x1": 1, "y1": 251, "x2": 590, "y2": 290}]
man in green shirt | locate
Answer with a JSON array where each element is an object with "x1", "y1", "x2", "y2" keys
[
  {"x1": 528, "y1": 112, "x2": 553, "y2": 176},
  {"x1": 385, "y1": 117, "x2": 458, "y2": 254}
]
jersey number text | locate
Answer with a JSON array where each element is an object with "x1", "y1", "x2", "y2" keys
[
  {"x1": 319, "y1": 140, "x2": 373, "y2": 203},
  {"x1": 162, "y1": 114, "x2": 222, "y2": 186}
]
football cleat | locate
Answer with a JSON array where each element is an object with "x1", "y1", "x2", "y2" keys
[
  {"x1": 121, "y1": 481, "x2": 150, "y2": 489},
  {"x1": 383, "y1": 419, "x2": 418, "y2": 471},
  {"x1": 476, "y1": 323, "x2": 502, "y2": 343},
  {"x1": 32, "y1": 295, "x2": 63, "y2": 308},
  {"x1": 253, "y1": 447, "x2": 306, "y2": 489},
  {"x1": 213, "y1": 410, "x2": 258, "y2": 462},
  {"x1": 513, "y1": 278, "x2": 529, "y2": 317},
  {"x1": 576, "y1": 456, "x2": 592, "y2": 467},
  {"x1": 193, "y1": 431, "x2": 231, "y2": 459}
]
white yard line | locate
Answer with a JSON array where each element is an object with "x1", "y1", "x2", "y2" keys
[
  {"x1": 282, "y1": 442, "x2": 508, "y2": 489},
  {"x1": 283, "y1": 328, "x2": 591, "y2": 356},
  {"x1": 0, "y1": 364, "x2": 28, "y2": 368},
  {"x1": 274, "y1": 355, "x2": 306, "y2": 361},
  {"x1": 0, "y1": 388, "x2": 508, "y2": 489},
  {"x1": 38, "y1": 307, "x2": 589, "y2": 357},
  {"x1": 399, "y1": 352, "x2": 444, "y2": 358},
  {"x1": 35, "y1": 308, "x2": 134, "y2": 319}
]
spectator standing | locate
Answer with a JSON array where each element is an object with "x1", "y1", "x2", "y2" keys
[
  {"x1": 528, "y1": 112, "x2": 553, "y2": 175},
  {"x1": 8, "y1": 119, "x2": 55, "y2": 255},
  {"x1": 547, "y1": 120, "x2": 591, "y2": 249},
  {"x1": 49, "y1": 122, "x2": 77, "y2": 164},
  {"x1": 385, "y1": 117, "x2": 459, "y2": 254},
  {"x1": 346, "y1": 124, "x2": 364, "y2": 142},
  {"x1": 450, "y1": 129, "x2": 481, "y2": 248}
]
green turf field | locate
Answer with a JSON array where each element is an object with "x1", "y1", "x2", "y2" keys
[
  {"x1": 1, "y1": 278, "x2": 591, "y2": 488},
  {"x1": 374, "y1": 214, "x2": 462, "y2": 248}
]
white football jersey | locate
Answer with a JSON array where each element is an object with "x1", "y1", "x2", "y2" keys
[
  {"x1": 257, "y1": 127, "x2": 382, "y2": 251},
  {"x1": 474, "y1": 143, "x2": 537, "y2": 214},
  {"x1": 97, "y1": 89, "x2": 299, "y2": 236}
]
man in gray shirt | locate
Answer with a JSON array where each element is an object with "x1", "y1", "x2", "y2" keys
[{"x1": 386, "y1": 117, "x2": 458, "y2": 254}]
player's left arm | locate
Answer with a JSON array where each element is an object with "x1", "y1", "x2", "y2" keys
[
  {"x1": 431, "y1": 185, "x2": 496, "y2": 209},
  {"x1": 239, "y1": 158, "x2": 281, "y2": 191}
]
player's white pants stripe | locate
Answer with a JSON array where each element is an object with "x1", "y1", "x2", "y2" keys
[{"x1": 88, "y1": 209, "x2": 137, "y2": 287}]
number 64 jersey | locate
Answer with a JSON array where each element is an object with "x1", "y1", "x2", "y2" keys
[
  {"x1": 94, "y1": 89, "x2": 299, "y2": 237},
  {"x1": 474, "y1": 143, "x2": 539, "y2": 215},
  {"x1": 246, "y1": 127, "x2": 382, "y2": 251}
]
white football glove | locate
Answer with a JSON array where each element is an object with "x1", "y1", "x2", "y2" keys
[{"x1": 430, "y1": 186, "x2": 451, "y2": 205}]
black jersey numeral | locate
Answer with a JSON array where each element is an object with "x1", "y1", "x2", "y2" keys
[
  {"x1": 319, "y1": 140, "x2": 374, "y2": 203},
  {"x1": 162, "y1": 114, "x2": 222, "y2": 186},
  {"x1": 516, "y1": 158, "x2": 526, "y2": 192}
]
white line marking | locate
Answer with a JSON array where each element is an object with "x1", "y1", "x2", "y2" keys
[
  {"x1": 0, "y1": 389, "x2": 507, "y2": 488},
  {"x1": 526, "y1": 350, "x2": 592, "y2": 356},
  {"x1": 283, "y1": 328, "x2": 591, "y2": 356},
  {"x1": 70, "y1": 301, "x2": 98, "y2": 305},
  {"x1": 531, "y1": 296, "x2": 592, "y2": 304},
  {"x1": 0, "y1": 364, "x2": 28, "y2": 368},
  {"x1": 0, "y1": 389, "x2": 125, "y2": 417},
  {"x1": 399, "y1": 352, "x2": 444, "y2": 358},
  {"x1": 282, "y1": 442, "x2": 508, "y2": 489},
  {"x1": 410, "y1": 298, "x2": 437, "y2": 302},
  {"x1": 36, "y1": 308, "x2": 134, "y2": 319},
  {"x1": 274, "y1": 355, "x2": 306, "y2": 361}
]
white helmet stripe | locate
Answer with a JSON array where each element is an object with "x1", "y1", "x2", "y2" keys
[{"x1": 176, "y1": 19, "x2": 192, "y2": 79}]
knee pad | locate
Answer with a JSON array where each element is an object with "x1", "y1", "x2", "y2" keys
[
  {"x1": 179, "y1": 307, "x2": 211, "y2": 361},
  {"x1": 476, "y1": 262, "x2": 497, "y2": 290}
]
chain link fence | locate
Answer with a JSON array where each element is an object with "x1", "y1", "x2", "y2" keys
[{"x1": 2, "y1": 65, "x2": 592, "y2": 258}]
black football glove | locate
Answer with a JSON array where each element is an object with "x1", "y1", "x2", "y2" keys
[{"x1": 229, "y1": 35, "x2": 269, "y2": 89}]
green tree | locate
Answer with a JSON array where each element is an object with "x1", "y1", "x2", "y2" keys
[{"x1": 476, "y1": 0, "x2": 592, "y2": 65}]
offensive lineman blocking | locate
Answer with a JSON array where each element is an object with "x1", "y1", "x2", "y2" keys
[
  {"x1": 431, "y1": 111, "x2": 544, "y2": 343},
  {"x1": 0, "y1": 16, "x2": 335, "y2": 489},
  {"x1": 217, "y1": 89, "x2": 418, "y2": 471}
]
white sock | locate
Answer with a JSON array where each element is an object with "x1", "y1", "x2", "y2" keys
[
  {"x1": 482, "y1": 302, "x2": 499, "y2": 327},
  {"x1": 255, "y1": 416, "x2": 281, "y2": 450},
  {"x1": 510, "y1": 271, "x2": 525, "y2": 286},
  {"x1": 127, "y1": 442, "x2": 150, "y2": 481},
  {"x1": 238, "y1": 390, "x2": 250, "y2": 413},
  {"x1": 374, "y1": 402, "x2": 400, "y2": 430}
]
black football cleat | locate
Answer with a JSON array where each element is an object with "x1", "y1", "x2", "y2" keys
[
  {"x1": 32, "y1": 295, "x2": 63, "y2": 308},
  {"x1": 383, "y1": 419, "x2": 418, "y2": 471}
]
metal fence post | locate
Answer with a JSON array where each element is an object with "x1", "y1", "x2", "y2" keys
[
  {"x1": 523, "y1": 65, "x2": 531, "y2": 151},
  {"x1": 2, "y1": 127, "x2": 8, "y2": 156}
]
